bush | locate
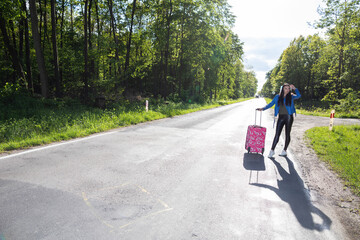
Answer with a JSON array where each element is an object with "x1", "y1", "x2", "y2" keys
[{"x1": 334, "y1": 88, "x2": 360, "y2": 112}]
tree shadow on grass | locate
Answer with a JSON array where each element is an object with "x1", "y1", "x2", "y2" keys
[{"x1": 251, "y1": 156, "x2": 332, "y2": 231}]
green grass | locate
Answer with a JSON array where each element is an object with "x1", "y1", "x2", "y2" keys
[
  {"x1": 305, "y1": 125, "x2": 360, "y2": 196},
  {"x1": 296, "y1": 106, "x2": 360, "y2": 118},
  {"x1": 0, "y1": 96, "x2": 251, "y2": 153}
]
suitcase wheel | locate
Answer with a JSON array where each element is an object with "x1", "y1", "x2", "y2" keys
[
  {"x1": 261, "y1": 148, "x2": 264, "y2": 155},
  {"x1": 247, "y1": 147, "x2": 251, "y2": 153}
]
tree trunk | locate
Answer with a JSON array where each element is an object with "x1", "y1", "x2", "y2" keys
[
  {"x1": 177, "y1": 5, "x2": 186, "y2": 97},
  {"x1": 163, "y1": 0, "x2": 172, "y2": 97},
  {"x1": 95, "y1": 0, "x2": 101, "y2": 80},
  {"x1": 0, "y1": 12, "x2": 27, "y2": 84},
  {"x1": 70, "y1": 0, "x2": 74, "y2": 30},
  {"x1": 108, "y1": 0, "x2": 121, "y2": 83},
  {"x1": 59, "y1": 0, "x2": 65, "y2": 90},
  {"x1": 336, "y1": 0, "x2": 348, "y2": 98},
  {"x1": 337, "y1": 32, "x2": 345, "y2": 98},
  {"x1": 83, "y1": 0, "x2": 89, "y2": 100},
  {"x1": 306, "y1": 68, "x2": 311, "y2": 99},
  {"x1": 29, "y1": 0, "x2": 49, "y2": 98},
  {"x1": 60, "y1": 0, "x2": 65, "y2": 48},
  {"x1": 19, "y1": 18, "x2": 24, "y2": 62},
  {"x1": 42, "y1": 0, "x2": 50, "y2": 50},
  {"x1": 9, "y1": 20, "x2": 17, "y2": 52},
  {"x1": 124, "y1": 0, "x2": 137, "y2": 87},
  {"x1": 51, "y1": 0, "x2": 61, "y2": 97},
  {"x1": 88, "y1": 0, "x2": 95, "y2": 78},
  {"x1": 21, "y1": 0, "x2": 33, "y2": 92},
  {"x1": 39, "y1": 0, "x2": 43, "y2": 39}
]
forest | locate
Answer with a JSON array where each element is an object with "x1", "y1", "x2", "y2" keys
[
  {"x1": 261, "y1": 0, "x2": 360, "y2": 114},
  {"x1": 0, "y1": 0, "x2": 257, "y2": 105}
]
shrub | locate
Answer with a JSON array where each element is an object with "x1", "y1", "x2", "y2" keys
[{"x1": 334, "y1": 88, "x2": 360, "y2": 112}]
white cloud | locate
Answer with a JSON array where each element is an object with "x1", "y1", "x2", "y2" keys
[
  {"x1": 242, "y1": 37, "x2": 291, "y2": 71},
  {"x1": 228, "y1": 0, "x2": 325, "y2": 91},
  {"x1": 228, "y1": 0, "x2": 323, "y2": 39}
]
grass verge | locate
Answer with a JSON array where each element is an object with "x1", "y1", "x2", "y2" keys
[
  {"x1": 0, "y1": 97, "x2": 251, "y2": 153},
  {"x1": 305, "y1": 125, "x2": 360, "y2": 197}
]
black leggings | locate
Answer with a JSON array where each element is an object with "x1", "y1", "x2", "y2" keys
[{"x1": 271, "y1": 114, "x2": 294, "y2": 151}]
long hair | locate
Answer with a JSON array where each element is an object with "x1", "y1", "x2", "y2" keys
[{"x1": 278, "y1": 83, "x2": 292, "y2": 106}]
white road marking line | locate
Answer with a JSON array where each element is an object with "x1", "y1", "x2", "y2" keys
[{"x1": 0, "y1": 130, "x2": 119, "y2": 160}]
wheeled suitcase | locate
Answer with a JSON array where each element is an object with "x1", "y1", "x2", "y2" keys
[{"x1": 245, "y1": 110, "x2": 266, "y2": 155}]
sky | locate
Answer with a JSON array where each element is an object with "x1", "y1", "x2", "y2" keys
[{"x1": 227, "y1": 0, "x2": 325, "y2": 92}]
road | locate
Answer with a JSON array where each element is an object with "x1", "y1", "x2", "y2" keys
[{"x1": 0, "y1": 98, "x2": 350, "y2": 239}]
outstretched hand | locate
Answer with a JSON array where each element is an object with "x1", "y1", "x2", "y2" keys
[{"x1": 256, "y1": 108, "x2": 263, "y2": 111}]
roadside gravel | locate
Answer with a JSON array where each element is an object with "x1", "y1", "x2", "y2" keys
[{"x1": 289, "y1": 114, "x2": 360, "y2": 239}]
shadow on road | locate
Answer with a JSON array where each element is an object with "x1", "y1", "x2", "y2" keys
[
  {"x1": 243, "y1": 153, "x2": 266, "y2": 171},
  {"x1": 243, "y1": 153, "x2": 265, "y2": 184},
  {"x1": 250, "y1": 156, "x2": 332, "y2": 231}
]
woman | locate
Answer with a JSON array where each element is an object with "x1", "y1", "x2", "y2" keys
[{"x1": 257, "y1": 83, "x2": 301, "y2": 158}]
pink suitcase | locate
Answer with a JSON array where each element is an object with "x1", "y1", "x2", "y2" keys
[{"x1": 245, "y1": 110, "x2": 266, "y2": 154}]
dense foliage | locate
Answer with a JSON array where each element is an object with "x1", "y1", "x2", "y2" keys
[
  {"x1": 0, "y1": 0, "x2": 257, "y2": 104},
  {"x1": 261, "y1": 0, "x2": 360, "y2": 113}
]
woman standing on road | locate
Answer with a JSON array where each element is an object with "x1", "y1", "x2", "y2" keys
[{"x1": 257, "y1": 83, "x2": 301, "y2": 158}]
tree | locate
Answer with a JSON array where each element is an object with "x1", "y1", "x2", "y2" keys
[
  {"x1": 0, "y1": 12, "x2": 26, "y2": 84},
  {"x1": 0, "y1": 0, "x2": 27, "y2": 85},
  {"x1": 315, "y1": 0, "x2": 359, "y2": 98},
  {"x1": 0, "y1": 0, "x2": 256, "y2": 102}
]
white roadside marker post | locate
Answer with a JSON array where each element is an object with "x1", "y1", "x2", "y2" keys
[{"x1": 329, "y1": 110, "x2": 335, "y2": 131}]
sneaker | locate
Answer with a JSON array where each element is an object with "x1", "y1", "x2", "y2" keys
[
  {"x1": 279, "y1": 150, "x2": 287, "y2": 156},
  {"x1": 268, "y1": 150, "x2": 275, "y2": 158}
]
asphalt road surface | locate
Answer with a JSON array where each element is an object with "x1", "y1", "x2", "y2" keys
[{"x1": 0, "y1": 98, "x2": 350, "y2": 240}]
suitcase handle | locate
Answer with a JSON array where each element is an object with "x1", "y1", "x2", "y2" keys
[{"x1": 255, "y1": 109, "x2": 262, "y2": 126}]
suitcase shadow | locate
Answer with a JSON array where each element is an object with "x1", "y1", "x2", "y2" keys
[
  {"x1": 243, "y1": 153, "x2": 265, "y2": 171},
  {"x1": 243, "y1": 153, "x2": 265, "y2": 184}
]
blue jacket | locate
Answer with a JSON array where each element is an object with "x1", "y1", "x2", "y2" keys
[{"x1": 263, "y1": 88, "x2": 301, "y2": 116}]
